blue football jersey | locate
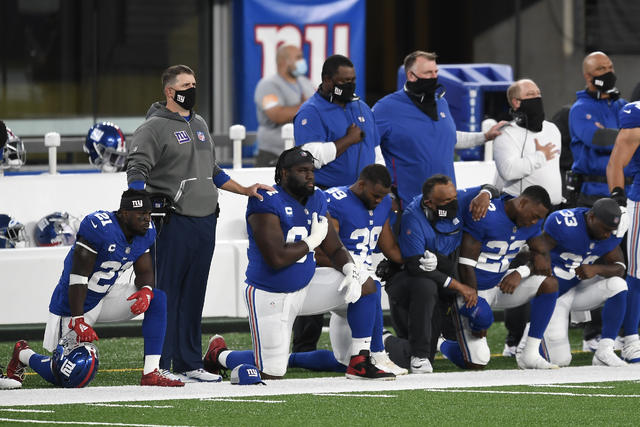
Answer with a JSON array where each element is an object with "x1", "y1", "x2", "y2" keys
[
  {"x1": 245, "y1": 185, "x2": 327, "y2": 293},
  {"x1": 463, "y1": 196, "x2": 543, "y2": 290},
  {"x1": 545, "y1": 208, "x2": 622, "y2": 294},
  {"x1": 619, "y1": 102, "x2": 640, "y2": 201},
  {"x1": 48, "y1": 210, "x2": 156, "y2": 316},
  {"x1": 325, "y1": 186, "x2": 392, "y2": 267}
]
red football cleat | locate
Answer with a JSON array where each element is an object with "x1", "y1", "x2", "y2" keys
[
  {"x1": 203, "y1": 334, "x2": 228, "y2": 375},
  {"x1": 140, "y1": 369, "x2": 185, "y2": 387},
  {"x1": 7, "y1": 340, "x2": 30, "y2": 383},
  {"x1": 346, "y1": 350, "x2": 395, "y2": 380}
]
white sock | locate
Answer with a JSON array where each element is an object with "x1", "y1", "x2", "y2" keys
[
  {"x1": 350, "y1": 337, "x2": 371, "y2": 356},
  {"x1": 18, "y1": 349, "x2": 35, "y2": 365},
  {"x1": 624, "y1": 334, "x2": 639, "y2": 344},
  {"x1": 143, "y1": 355, "x2": 161, "y2": 375},
  {"x1": 218, "y1": 350, "x2": 230, "y2": 368}
]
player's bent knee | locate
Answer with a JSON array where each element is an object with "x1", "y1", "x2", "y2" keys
[
  {"x1": 539, "y1": 276, "x2": 559, "y2": 294},
  {"x1": 550, "y1": 351, "x2": 572, "y2": 367},
  {"x1": 262, "y1": 362, "x2": 287, "y2": 378},
  {"x1": 605, "y1": 276, "x2": 627, "y2": 296},
  {"x1": 467, "y1": 340, "x2": 490, "y2": 366}
]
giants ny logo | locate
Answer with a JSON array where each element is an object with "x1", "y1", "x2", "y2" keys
[
  {"x1": 132, "y1": 199, "x2": 143, "y2": 208},
  {"x1": 177, "y1": 94, "x2": 185, "y2": 103},
  {"x1": 60, "y1": 359, "x2": 77, "y2": 378},
  {"x1": 174, "y1": 131, "x2": 191, "y2": 144},
  {"x1": 246, "y1": 368, "x2": 259, "y2": 377}
]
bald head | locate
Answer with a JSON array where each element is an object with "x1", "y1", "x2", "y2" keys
[
  {"x1": 582, "y1": 51, "x2": 615, "y2": 92},
  {"x1": 276, "y1": 44, "x2": 304, "y2": 79},
  {"x1": 507, "y1": 79, "x2": 541, "y2": 109}
]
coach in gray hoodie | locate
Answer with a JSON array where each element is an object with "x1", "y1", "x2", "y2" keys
[{"x1": 127, "y1": 64, "x2": 271, "y2": 383}]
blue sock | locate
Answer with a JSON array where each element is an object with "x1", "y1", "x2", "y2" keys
[
  {"x1": 224, "y1": 350, "x2": 255, "y2": 370},
  {"x1": 28, "y1": 354, "x2": 56, "y2": 385},
  {"x1": 347, "y1": 290, "x2": 376, "y2": 338},
  {"x1": 602, "y1": 290, "x2": 627, "y2": 339},
  {"x1": 624, "y1": 276, "x2": 640, "y2": 336},
  {"x1": 440, "y1": 340, "x2": 466, "y2": 369},
  {"x1": 142, "y1": 289, "x2": 167, "y2": 355},
  {"x1": 528, "y1": 291, "x2": 558, "y2": 339},
  {"x1": 371, "y1": 282, "x2": 384, "y2": 353},
  {"x1": 288, "y1": 350, "x2": 346, "y2": 373}
]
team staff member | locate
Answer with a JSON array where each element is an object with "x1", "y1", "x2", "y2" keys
[
  {"x1": 254, "y1": 44, "x2": 314, "y2": 166},
  {"x1": 373, "y1": 51, "x2": 505, "y2": 208},
  {"x1": 127, "y1": 64, "x2": 272, "y2": 382},
  {"x1": 570, "y1": 51, "x2": 628, "y2": 207},
  {"x1": 292, "y1": 54, "x2": 384, "y2": 352},
  {"x1": 607, "y1": 100, "x2": 640, "y2": 363},
  {"x1": 294, "y1": 54, "x2": 384, "y2": 189}
]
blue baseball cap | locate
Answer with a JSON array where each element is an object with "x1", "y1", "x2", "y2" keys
[
  {"x1": 230, "y1": 364, "x2": 266, "y2": 385},
  {"x1": 458, "y1": 296, "x2": 494, "y2": 331}
]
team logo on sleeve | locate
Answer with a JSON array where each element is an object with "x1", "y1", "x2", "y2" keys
[
  {"x1": 301, "y1": 118, "x2": 308, "y2": 125},
  {"x1": 197, "y1": 131, "x2": 206, "y2": 142},
  {"x1": 174, "y1": 131, "x2": 191, "y2": 144}
]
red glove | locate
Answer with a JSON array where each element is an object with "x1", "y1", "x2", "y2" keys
[
  {"x1": 68, "y1": 316, "x2": 99, "y2": 343},
  {"x1": 127, "y1": 286, "x2": 154, "y2": 315}
]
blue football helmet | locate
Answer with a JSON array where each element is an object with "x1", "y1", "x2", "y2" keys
[
  {"x1": 1, "y1": 127, "x2": 26, "y2": 169},
  {"x1": 33, "y1": 212, "x2": 77, "y2": 247},
  {"x1": 84, "y1": 122, "x2": 127, "y2": 172},
  {"x1": 52, "y1": 335, "x2": 99, "y2": 388},
  {"x1": 459, "y1": 296, "x2": 494, "y2": 331},
  {"x1": 0, "y1": 214, "x2": 28, "y2": 248}
]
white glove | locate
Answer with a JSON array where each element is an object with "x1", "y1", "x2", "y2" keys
[
  {"x1": 338, "y1": 262, "x2": 362, "y2": 304},
  {"x1": 302, "y1": 212, "x2": 328, "y2": 251},
  {"x1": 615, "y1": 206, "x2": 629, "y2": 238},
  {"x1": 419, "y1": 249, "x2": 438, "y2": 272}
]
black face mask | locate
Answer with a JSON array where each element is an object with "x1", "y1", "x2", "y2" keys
[
  {"x1": 514, "y1": 97, "x2": 545, "y2": 132},
  {"x1": 331, "y1": 82, "x2": 356, "y2": 103},
  {"x1": 592, "y1": 71, "x2": 617, "y2": 93},
  {"x1": 406, "y1": 77, "x2": 439, "y2": 98},
  {"x1": 173, "y1": 87, "x2": 196, "y2": 111},
  {"x1": 434, "y1": 199, "x2": 459, "y2": 220}
]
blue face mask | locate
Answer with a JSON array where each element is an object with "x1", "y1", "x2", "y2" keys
[{"x1": 291, "y1": 59, "x2": 308, "y2": 77}]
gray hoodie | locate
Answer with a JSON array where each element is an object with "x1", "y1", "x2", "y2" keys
[{"x1": 127, "y1": 102, "x2": 225, "y2": 217}]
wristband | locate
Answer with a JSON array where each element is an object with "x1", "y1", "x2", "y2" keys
[
  {"x1": 142, "y1": 285, "x2": 153, "y2": 291},
  {"x1": 615, "y1": 261, "x2": 627, "y2": 270},
  {"x1": 458, "y1": 257, "x2": 478, "y2": 267},
  {"x1": 69, "y1": 274, "x2": 88, "y2": 286},
  {"x1": 515, "y1": 265, "x2": 531, "y2": 279}
]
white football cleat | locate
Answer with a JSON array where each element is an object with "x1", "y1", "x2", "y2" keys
[
  {"x1": 582, "y1": 336, "x2": 600, "y2": 353},
  {"x1": 371, "y1": 351, "x2": 408, "y2": 376},
  {"x1": 516, "y1": 351, "x2": 558, "y2": 370},
  {"x1": 593, "y1": 347, "x2": 627, "y2": 367},
  {"x1": 410, "y1": 356, "x2": 433, "y2": 374},
  {"x1": 621, "y1": 338, "x2": 640, "y2": 363},
  {"x1": 0, "y1": 367, "x2": 21, "y2": 390},
  {"x1": 175, "y1": 368, "x2": 222, "y2": 383}
]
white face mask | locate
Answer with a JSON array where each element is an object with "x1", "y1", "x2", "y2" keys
[{"x1": 291, "y1": 58, "x2": 308, "y2": 77}]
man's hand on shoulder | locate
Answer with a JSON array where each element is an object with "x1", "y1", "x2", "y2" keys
[{"x1": 244, "y1": 183, "x2": 275, "y2": 201}]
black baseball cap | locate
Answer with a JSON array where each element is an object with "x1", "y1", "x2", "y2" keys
[{"x1": 591, "y1": 198, "x2": 621, "y2": 228}]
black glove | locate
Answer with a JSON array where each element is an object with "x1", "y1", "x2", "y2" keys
[
  {"x1": 375, "y1": 259, "x2": 403, "y2": 283},
  {"x1": 610, "y1": 186, "x2": 627, "y2": 207}
]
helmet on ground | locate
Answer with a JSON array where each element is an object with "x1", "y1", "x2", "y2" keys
[
  {"x1": 52, "y1": 336, "x2": 99, "y2": 388},
  {"x1": 84, "y1": 122, "x2": 127, "y2": 172},
  {"x1": 0, "y1": 214, "x2": 28, "y2": 248},
  {"x1": 1, "y1": 127, "x2": 26, "y2": 169},
  {"x1": 33, "y1": 212, "x2": 77, "y2": 247}
]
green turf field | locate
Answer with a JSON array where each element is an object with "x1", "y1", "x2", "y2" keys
[{"x1": 2, "y1": 323, "x2": 639, "y2": 426}]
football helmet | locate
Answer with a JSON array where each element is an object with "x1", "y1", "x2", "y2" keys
[
  {"x1": 84, "y1": 122, "x2": 127, "y2": 172},
  {"x1": 0, "y1": 127, "x2": 26, "y2": 169},
  {"x1": 52, "y1": 333, "x2": 99, "y2": 388},
  {"x1": 0, "y1": 214, "x2": 28, "y2": 248},
  {"x1": 33, "y1": 212, "x2": 77, "y2": 247}
]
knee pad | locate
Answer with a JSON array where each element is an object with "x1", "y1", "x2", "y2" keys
[{"x1": 466, "y1": 337, "x2": 490, "y2": 366}]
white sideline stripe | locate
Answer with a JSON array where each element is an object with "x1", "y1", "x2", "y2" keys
[
  {"x1": 86, "y1": 404, "x2": 174, "y2": 408},
  {"x1": 2, "y1": 365, "x2": 640, "y2": 407},
  {"x1": 0, "y1": 419, "x2": 193, "y2": 427},
  {"x1": 0, "y1": 409, "x2": 54, "y2": 413},
  {"x1": 429, "y1": 389, "x2": 640, "y2": 398},
  {"x1": 201, "y1": 398, "x2": 284, "y2": 403},
  {"x1": 529, "y1": 384, "x2": 615, "y2": 389},
  {"x1": 314, "y1": 393, "x2": 396, "y2": 398}
]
